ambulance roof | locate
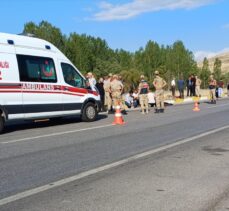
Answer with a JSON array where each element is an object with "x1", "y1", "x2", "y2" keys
[{"x1": 0, "y1": 32, "x2": 68, "y2": 60}]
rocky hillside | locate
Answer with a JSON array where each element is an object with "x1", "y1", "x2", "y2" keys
[{"x1": 198, "y1": 52, "x2": 229, "y2": 73}]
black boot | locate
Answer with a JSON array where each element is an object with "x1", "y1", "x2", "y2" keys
[
  {"x1": 154, "y1": 109, "x2": 160, "y2": 113},
  {"x1": 121, "y1": 110, "x2": 128, "y2": 115},
  {"x1": 108, "y1": 110, "x2": 114, "y2": 114}
]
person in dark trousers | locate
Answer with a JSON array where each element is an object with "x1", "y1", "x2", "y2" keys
[
  {"x1": 227, "y1": 82, "x2": 229, "y2": 97},
  {"x1": 191, "y1": 74, "x2": 196, "y2": 96},
  {"x1": 124, "y1": 91, "x2": 134, "y2": 108},
  {"x1": 96, "y1": 77, "x2": 105, "y2": 111},
  {"x1": 177, "y1": 78, "x2": 185, "y2": 98},
  {"x1": 186, "y1": 76, "x2": 192, "y2": 97},
  {"x1": 209, "y1": 74, "x2": 217, "y2": 104},
  {"x1": 171, "y1": 78, "x2": 176, "y2": 98}
]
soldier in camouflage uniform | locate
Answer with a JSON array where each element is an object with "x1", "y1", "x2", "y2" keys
[
  {"x1": 110, "y1": 75, "x2": 124, "y2": 108},
  {"x1": 118, "y1": 75, "x2": 127, "y2": 115},
  {"x1": 138, "y1": 75, "x2": 149, "y2": 114},
  {"x1": 103, "y1": 73, "x2": 113, "y2": 113},
  {"x1": 153, "y1": 71, "x2": 167, "y2": 113},
  {"x1": 209, "y1": 74, "x2": 217, "y2": 104}
]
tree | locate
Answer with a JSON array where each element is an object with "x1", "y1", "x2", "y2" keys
[
  {"x1": 221, "y1": 72, "x2": 229, "y2": 86},
  {"x1": 142, "y1": 41, "x2": 161, "y2": 80},
  {"x1": 213, "y1": 58, "x2": 222, "y2": 82},
  {"x1": 22, "y1": 20, "x2": 198, "y2": 87},
  {"x1": 170, "y1": 41, "x2": 197, "y2": 81},
  {"x1": 119, "y1": 69, "x2": 141, "y2": 91},
  {"x1": 24, "y1": 21, "x2": 66, "y2": 52},
  {"x1": 200, "y1": 57, "x2": 211, "y2": 89}
]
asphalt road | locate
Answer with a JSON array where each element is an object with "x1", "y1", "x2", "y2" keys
[{"x1": 0, "y1": 99, "x2": 229, "y2": 210}]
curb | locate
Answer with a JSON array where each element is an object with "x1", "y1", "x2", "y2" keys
[
  {"x1": 100, "y1": 96, "x2": 229, "y2": 114},
  {"x1": 165, "y1": 96, "x2": 229, "y2": 106}
]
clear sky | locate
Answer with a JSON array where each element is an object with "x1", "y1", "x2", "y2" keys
[{"x1": 1, "y1": 0, "x2": 229, "y2": 61}]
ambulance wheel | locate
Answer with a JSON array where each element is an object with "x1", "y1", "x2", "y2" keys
[
  {"x1": 0, "y1": 116, "x2": 4, "y2": 134},
  {"x1": 81, "y1": 102, "x2": 97, "y2": 122}
]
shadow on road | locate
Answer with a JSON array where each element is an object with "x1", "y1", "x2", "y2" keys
[{"x1": 3, "y1": 114, "x2": 108, "y2": 134}]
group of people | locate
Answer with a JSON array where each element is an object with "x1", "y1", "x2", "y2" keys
[
  {"x1": 172, "y1": 75, "x2": 202, "y2": 99},
  {"x1": 172, "y1": 74, "x2": 226, "y2": 104},
  {"x1": 84, "y1": 71, "x2": 226, "y2": 115},
  {"x1": 88, "y1": 71, "x2": 167, "y2": 115},
  {"x1": 186, "y1": 75, "x2": 202, "y2": 97}
]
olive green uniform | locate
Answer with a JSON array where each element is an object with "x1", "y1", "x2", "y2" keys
[
  {"x1": 138, "y1": 81, "x2": 149, "y2": 114},
  {"x1": 209, "y1": 78, "x2": 217, "y2": 103},
  {"x1": 110, "y1": 79, "x2": 123, "y2": 107},
  {"x1": 195, "y1": 78, "x2": 201, "y2": 97},
  {"x1": 153, "y1": 76, "x2": 167, "y2": 110},
  {"x1": 103, "y1": 79, "x2": 112, "y2": 111},
  {"x1": 119, "y1": 80, "x2": 126, "y2": 111}
]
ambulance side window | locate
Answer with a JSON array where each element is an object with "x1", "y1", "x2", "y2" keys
[
  {"x1": 61, "y1": 63, "x2": 86, "y2": 88},
  {"x1": 17, "y1": 55, "x2": 57, "y2": 83}
]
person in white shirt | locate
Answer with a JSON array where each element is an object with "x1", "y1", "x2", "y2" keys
[
  {"x1": 171, "y1": 78, "x2": 176, "y2": 98},
  {"x1": 86, "y1": 72, "x2": 96, "y2": 91},
  {"x1": 87, "y1": 72, "x2": 96, "y2": 90},
  {"x1": 148, "y1": 91, "x2": 155, "y2": 107},
  {"x1": 132, "y1": 89, "x2": 139, "y2": 108},
  {"x1": 125, "y1": 91, "x2": 134, "y2": 108}
]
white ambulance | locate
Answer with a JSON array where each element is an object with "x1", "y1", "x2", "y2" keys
[{"x1": 0, "y1": 33, "x2": 101, "y2": 133}]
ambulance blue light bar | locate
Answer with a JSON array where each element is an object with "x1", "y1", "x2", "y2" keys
[
  {"x1": 45, "y1": 45, "x2": 51, "y2": 50},
  {"x1": 7, "y1": 40, "x2": 14, "y2": 45}
]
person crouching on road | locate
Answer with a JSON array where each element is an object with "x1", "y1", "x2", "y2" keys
[
  {"x1": 138, "y1": 75, "x2": 149, "y2": 114},
  {"x1": 209, "y1": 74, "x2": 217, "y2": 104},
  {"x1": 132, "y1": 89, "x2": 139, "y2": 108},
  {"x1": 153, "y1": 71, "x2": 167, "y2": 113},
  {"x1": 148, "y1": 90, "x2": 156, "y2": 107},
  {"x1": 125, "y1": 91, "x2": 134, "y2": 108}
]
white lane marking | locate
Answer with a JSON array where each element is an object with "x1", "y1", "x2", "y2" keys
[
  {"x1": 0, "y1": 124, "x2": 229, "y2": 206},
  {"x1": 0, "y1": 124, "x2": 113, "y2": 144},
  {"x1": 1, "y1": 101, "x2": 228, "y2": 145}
]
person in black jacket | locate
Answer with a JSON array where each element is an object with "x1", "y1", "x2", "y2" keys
[
  {"x1": 186, "y1": 76, "x2": 192, "y2": 97},
  {"x1": 227, "y1": 82, "x2": 229, "y2": 97},
  {"x1": 96, "y1": 77, "x2": 105, "y2": 111},
  {"x1": 191, "y1": 74, "x2": 196, "y2": 96}
]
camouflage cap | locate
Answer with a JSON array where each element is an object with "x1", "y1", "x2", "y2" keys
[
  {"x1": 155, "y1": 70, "x2": 159, "y2": 75},
  {"x1": 140, "y1": 75, "x2": 145, "y2": 79}
]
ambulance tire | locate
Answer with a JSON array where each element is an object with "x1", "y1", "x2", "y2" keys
[
  {"x1": 81, "y1": 102, "x2": 97, "y2": 122},
  {"x1": 0, "y1": 116, "x2": 4, "y2": 134}
]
